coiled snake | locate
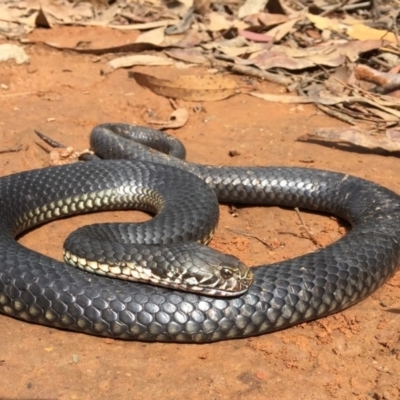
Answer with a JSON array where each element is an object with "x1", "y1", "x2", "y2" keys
[{"x1": 0, "y1": 123, "x2": 400, "y2": 342}]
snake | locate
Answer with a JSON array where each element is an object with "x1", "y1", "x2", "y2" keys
[{"x1": 0, "y1": 122, "x2": 400, "y2": 342}]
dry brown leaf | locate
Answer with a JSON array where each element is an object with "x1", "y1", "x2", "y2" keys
[
  {"x1": 249, "y1": 40, "x2": 383, "y2": 70},
  {"x1": 40, "y1": 0, "x2": 95, "y2": 26},
  {"x1": 238, "y1": 29, "x2": 273, "y2": 42},
  {"x1": 105, "y1": 55, "x2": 174, "y2": 73},
  {"x1": 311, "y1": 40, "x2": 383, "y2": 63},
  {"x1": 78, "y1": 19, "x2": 180, "y2": 30},
  {"x1": 306, "y1": 13, "x2": 342, "y2": 32},
  {"x1": 238, "y1": 0, "x2": 269, "y2": 19},
  {"x1": 258, "y1": 12, "x2": 288, "y2": 27},
  {"x1": 146, "y1": 108, "x2": 189, "y2": 129},
  {"x1": 129, "y1": 71, "x2": 239, "y2": 101},
  {"x1": 218, "y1": 43, "x2": 265, "y2": 57},
  {"x1": 367, "y1": 107, "x2": 399, "y2": 123},
  {"x1": 206, "y1": 12, "x2": 233, "y2": 31},
  {"x1": 165, "y1": 48, "x2": 207, "y2": 64},
  {"x1": 0, "y1": 2, "x2": 39, "y2": 26},
  {"x1": 249, "y1": 49, "x2": 315, "y2": 70},
  {"x1": 172, "y1": 29, "x2": 207, "y2": 48},
  {"x1": 93, "y1": 2, "x2": 121, "y2": 24},
  {"x1": 136, "y1": 27, "x2": 165, "y2": 45},
  {"x1": 346, "y1": 24, "x2": 398, "y2": 45},
  {"x1": 204, "y1": 36, "x2": 264, "y2": 57},
  {"x1": 243, "y1": 11, "x2": 289, "y2": 28},
  {"x1": 355, "y1": 97, "x2": 400, "y2": 119},
  {"x1": 249, "y1": 92, "x2": 327, "y2": 104},
  {"x1": 193, "y1": 0, "x2": 211, "y2": 15},
  {"x1": 0, "y1": 4, "x2": 22, "y2": 23},
  {"x1": 302, "y1": 128, "x2": 400, "y2": 153},
  {"x1": 28, "y1": 40, "x2": 161, "y2": 55},
  {"x1": 265, "y1": 17, "x2": 302, "y2": 41},
  {"x1": 250, "y1": 92, "x2": 400, "y2": 119},
  {"x1": 307, "y1": 14, "x2": 398, "y2": 45},
  {"x1": 0, "y1": 2, "x2": 39, "y2": 36},
  {"x1": 206, "y1": 12, "x2": 249, "y2": 32}
]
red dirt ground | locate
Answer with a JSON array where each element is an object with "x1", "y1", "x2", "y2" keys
[{"x1": 0, "y1": 27, "x2": 399, "y2": 400}]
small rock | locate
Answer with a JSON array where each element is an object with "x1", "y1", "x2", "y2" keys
[{"x1": 0, "y1": 44, "x2": 30, "y2": 65}]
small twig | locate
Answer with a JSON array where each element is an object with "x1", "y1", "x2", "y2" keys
[
  {"x1": 0, "y1": 144, "x2": 24, "y2": 154},
  {"x1": 331, "y1": 77, "x2": 400, "y2": 107},
  {"x1": 390, "y1": 12, "x2": 400, "y2": 44},
  {"x1": 226, "y1": 228, "x2": 273, "y2": 250},
  {"x1": 342, "y1": 1, "x2": 371, "y2": 11},
  {"x1": 210, "y1": 57, "x2": 296, "y2": 87},
  {"x1": 320, "y1": 0, "x2": 349, "y2": 16},
  {"x1": 320, "y1": 0, "x2": 372, "y2": 16},
  {"x1": 286, "y1": 0, "x2": 307, "y2": 11},
  {"x1": 35, "y1": 141, "x2": 52, "y2": 154},
  {"x1": 370, "y1": 0, "x2": 381, "y2": 19},
  {"x1": 381, "y1": 46, "x2": 400, "y2": 56},
  {"x1": 34, "y1": 130, "x2": 66, "y2": 149},
  {"x1": 316, "y1": 104, "x2": 358, "y2": 125},
  {"x1": 294, "y1": 207, "x2": 319, "y2": 245},
  {"x1": 369, "y1": 56, "x2": 392, "y2": 70},
  {"x1": 0, "y1": 91, "x2": 35, "y2": 98}
]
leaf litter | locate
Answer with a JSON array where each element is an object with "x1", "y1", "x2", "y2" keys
[{"x1": 1, "y1": 0, "x2": 400, "y2": 154}]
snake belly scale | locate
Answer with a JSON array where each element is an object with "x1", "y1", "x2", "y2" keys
[{"x1": 0, "y1": 123, "x2": 400, "y2": 342}]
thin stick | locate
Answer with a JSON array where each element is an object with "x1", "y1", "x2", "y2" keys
[
  {"x1": 0, "y1": 144, "x2": 24, "y2": 154},
  {"x1": 210, "y1": 57, "x2": 296, "y2": 87},
  {"x1": 316, "y1": 104, "x2": 357, "y2": 125},
  {"x1": 294, "y1": 207, "x2": 318, "y2": 245},
  {"x1": 34, "y1": 130, "x2": 66, "y2": 149},
  {"x1": 0, "y1": 91, "x2": 35, "y2": 98},
  {"x1": 226, "y1": 228, "x2": 273, "y2": 250}
]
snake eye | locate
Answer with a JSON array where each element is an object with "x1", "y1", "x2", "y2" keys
[{"x1": 221, "y1": 268, "x2": 233, "y2": 280}]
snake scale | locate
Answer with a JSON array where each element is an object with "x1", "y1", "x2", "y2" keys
[{"x1": 0, "y1": 123, "x2": 400, "y2": 342}]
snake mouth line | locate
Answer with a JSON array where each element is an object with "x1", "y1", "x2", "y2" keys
[{"x1": 63, "y1": 247, "x2": 254, "y2": 297}]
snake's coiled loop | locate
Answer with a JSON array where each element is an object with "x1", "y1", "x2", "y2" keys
[{"x1": 0, "y1": 123, "x2": 399, "y2": 342}]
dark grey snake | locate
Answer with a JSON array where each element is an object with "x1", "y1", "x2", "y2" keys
[{"x1": 1, "y1": 122, "x2": 400, "y2": 342}]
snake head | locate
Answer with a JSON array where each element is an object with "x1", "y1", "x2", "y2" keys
[{"x1": 178, "y1": 244, "x2": 254, "y2": 296}]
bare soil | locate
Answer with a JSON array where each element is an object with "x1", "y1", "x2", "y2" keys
[{"x1": 0, "y1": 27, "x2": 399, "y2": 400}]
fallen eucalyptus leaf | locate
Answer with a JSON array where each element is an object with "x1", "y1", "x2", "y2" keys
[
  {"x1": 165, "y1": 48, "x2": 207, "y2": 64},
  {"x1": 306, "y1": 13, "x2": 343, "y2": 32},
  {"x1": 238, "y1": 0, "x2": 269, "y2": 19},
  {"x1": 238, "y1": 29, "x2": 274, "y2": 42},
  {"x1": 105, "y1": 55, "x2": 174, "y2": 73},
  {"x1": 307, "y1": 14, "x2": 398, "y2": 44},
  {"x1": 83, "y1": 19, "x2": 180, "y2": 30},
  {"x1": 248, "y1": 92, "x2": 344, "y2": 105},
  {"x1": 249, "y1": 92, "x2": 400, "y2": 119},
  {"x1": 136, "y1": 27, "x2": 165, "y2": 45},
  {"x1": 206, "y1": 12, "x2": 248, "y2": 32},
  {"x1": 249, "y1": 49, "x2": 316, "y2": 70},
  {"x1": 265, "y1": 17, "x2": 302, "y2": 42},
  {"x1": 146, "y1": 108, "x2": 189, "y2": 129},
  {"x1": 301, "y1": 128, "x2": 400, "y2": 153},
  {"x1": 27, "y1": 40, "x2": 160, "y2": 55},
  {"x1": 129, "y1": 72, "x2": 239, "y2": 101}
]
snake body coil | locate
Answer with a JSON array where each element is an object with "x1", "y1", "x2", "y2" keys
[{"x1": 0, "y1": 123, "x2": 400, "y2": 342}]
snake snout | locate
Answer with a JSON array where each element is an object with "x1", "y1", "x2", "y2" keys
[{"x1": 185, "y1": 247, "x2": 253, "y2": 297}]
